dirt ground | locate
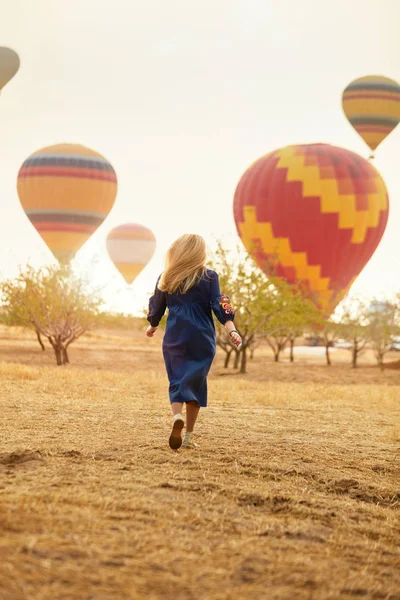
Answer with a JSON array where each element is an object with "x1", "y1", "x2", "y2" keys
[{"x1": 0, "y1": 326, "x2": 399, "y2": 599}]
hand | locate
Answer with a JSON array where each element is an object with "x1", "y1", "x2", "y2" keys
[
  {"x1": 229, "y1": 331, "x2": 242, "y2": 349},
  {"x1": 146, "y1": 326, "x2": 157, "y2": 337}
]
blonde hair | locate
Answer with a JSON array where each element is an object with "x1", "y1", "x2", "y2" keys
[{"x1": 158, "y1": 234, "x2": 207, "y2": 294}]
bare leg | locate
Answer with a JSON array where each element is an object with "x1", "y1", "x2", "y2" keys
[
  {"x1": 171, "y1": 402, "x2": 184, "y2": 416},
  {"x1": 186, "y1": 401, "x2": 200, "y2": 433}
]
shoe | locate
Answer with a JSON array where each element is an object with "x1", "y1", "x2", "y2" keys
[
  {"x1": 169, "y1": 414, "x2": 184, "y2": 450},
  {"x1": 182, "y1": 432, "x2": 198, "y2": 449}
]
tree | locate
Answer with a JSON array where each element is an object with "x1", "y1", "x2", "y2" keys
[
  {"x1": 0, "y1": 264, "x2": 102, "y2": 366},
  {"x1": 265, "y1": 325, "x2": 289, "y2": 362},
  {"x1": 316, "y1": 319, "x2": 340, "y2": 366},
  {"x1": 265, "y1": 284, "x2": 319, "y2": 362},
  {"x1": 337, "y1": 298, "x2": 371, "y2": 368},
  {"x1": 210, "y1": 241, "x2": 323, "y2": 371},
  {"x1": 35, "y1": 328, "x2": 46, "y2": 351},
  {"x1": 209, "y1": 241, "x2": 283, "y2": 374},
  {"x1": 249, "y1": 338, "x2": 262, "y2": 360},
  {"x1": 215, "y1": 321, "x2": 236, "y2": 368},
  {"x1": 1, "y1": 304, "x2": 46, "y2": 351},
  {"x1": 368, "y1": 300, "x2": 399, "y2": 371},
  {"x1": 215, "y1": 319, "x2": 259, "y2": 369},
  {"x1": 287, "y1": 298, "x2": 320, "y2": 363}
]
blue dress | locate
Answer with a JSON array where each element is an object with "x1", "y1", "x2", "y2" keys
[{"x1": 147, "y1": 269, "x2": 235, "y2": 407}]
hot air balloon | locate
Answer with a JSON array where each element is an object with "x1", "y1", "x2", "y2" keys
[
  {"x1": 17, "y1": 143, "x2": 118, "y2": 263},
  {"x1": 0, "y1": 47, "x2": 20, "y2": 92},
  {"x1": 106, "y1": 223, "x2": 156, "y2": 284},
  {"x1": 233, "y1": 143, "x2": 389, "y2": 316},
  {"x1": 342, "y1": 75, "x2": 400, "y2": 158}
]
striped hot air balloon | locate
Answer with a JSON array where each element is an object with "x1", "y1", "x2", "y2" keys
[
  {"x1": 342, "y1": 75, "x2": 400, "y2": 157},
  {"x1": 106, "y1": 224, "x2": 156, "y2": 285},
  {"x1": 17, "y1": 144, "x2": 118, "y2": 263},
  {"x1": 0, "y1": 47, "x2": 20, "y2": 92},
  {"x1": 233, "y1": 143, "x2": 389, "y2": 316}
]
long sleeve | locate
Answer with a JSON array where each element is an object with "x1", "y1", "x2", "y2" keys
[
  {"x1": 147, "y1": 276, "x2": 167, "y2": 327},
  {"x1": 209, "y1": 270, "x2": 235, "y2": 325}
]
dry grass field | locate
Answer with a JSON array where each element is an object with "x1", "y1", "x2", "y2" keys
[{"x1": 0, "y1": 325, "x2": 399, "y2": 600}]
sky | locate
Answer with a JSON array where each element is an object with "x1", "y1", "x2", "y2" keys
[{"x1": 1, "y1": 0, "x2": 399, "y2": 315}]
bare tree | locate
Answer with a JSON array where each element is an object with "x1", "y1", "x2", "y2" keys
[
  {"x1": 337, "y1": 298, "x2": 371, "y2": 368},
  {"x1": 35, "y1": 328, "x2": 46, "y2": 351},
  {"x1": 265, "y1": 329, "x2": 289, "y2": 362},
  {"x1": 319, "y1": 321, "x2": 340, "y2": 366},
  {"x1": 215, "y1": 322, "x2": 236, "y2": 368},
  {"x1": 368, "y1": 300, "x2": 399, "y2": 371},
  {"x1": 265, "y1": 289, "x2": 318, "y2": 363},
  {"x1": 1, "y1": 264, "x2": 102, "y2": 366},
  {"x1": 249, "y1": 338, "x2": 261, "y2": 360}
]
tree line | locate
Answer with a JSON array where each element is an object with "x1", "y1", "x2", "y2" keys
[
  {"x1": 209, "y1": 241, "x2": 400, "y2": 373},
  {"x1": 0, "y1": 264, "x2": 140, "y2": 365},
  {"x1": 0, "y1": 246, "x2": 399, "y2": 371}
]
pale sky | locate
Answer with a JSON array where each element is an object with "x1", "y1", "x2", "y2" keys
[{"x1": 1, "y1": 0, "x2": 399, "y2": 315}]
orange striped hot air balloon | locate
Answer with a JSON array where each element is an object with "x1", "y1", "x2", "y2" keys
[
  {"x1": 342, "y1": 75, "x2": 400, "y2": 158},
  {"x1": 106, "y1": 224, "x2": 156, "y2": 284},
  {"x1": 233, "y1": 143, "x2": 389, "y2": 316},
  {"x1": 17, "y1": 144, "x2": 118, "y2": 263},
  {"x1": 0, "y1": 47, "x2": 20, "y2": 92}
]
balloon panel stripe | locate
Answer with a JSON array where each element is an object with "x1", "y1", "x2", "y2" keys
[
  {"x1": 26, "y1": 153, "x2": 114, "y2": 163},
  {"x1": 349, "y1": 116, "x2": 400, "y2": 126},
  {"x1": 107, "y1": 228, "x2": 155, "y2": 241},
  {"x1": 25, "y1": 208, "x2": 109, "y2": 219},
  {"x1": 18, "y1": 166, "x2": 117, "y2": 182},
  {"x1": 343, "y1": 92, "x2": 400, "y2": 102},
  {"x1": 355, "y1": 126, "x2": 393, "y2": 133},
  {"x1": 27, "y1": 212, "x2": 105, "y2": 226},
  {"x1": 109, "y1": 224, "x2": 152, "y2": 233},
  {"x1": 22, "y1": 155, "x2": 116, "y2": 172},
  {"x1": 33, "y1": 222, "x2": 97, "y2": 233},
  {"x1": 113, "y1": 224, "x2": 148, "y2": 229},
  {"x1": 345, "y1": 82, "x2": 400, "y2": 93}
]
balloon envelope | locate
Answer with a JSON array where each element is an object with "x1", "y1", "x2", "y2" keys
[
  {"x1": 233, "y1": 143, "x2": 389, "y2": 315},
  {"x1": 342, "y1": 75, "x2": 400, "y2": 153},
  {"x1": 17, "y1": 143, "x2": 118, "y2": 263},
  {"x1": 106, "y1": 223, "x2": 156, "y2": 284},
  {"x1": 0, "y1": 47, "x2": 20, "y2": 91}
]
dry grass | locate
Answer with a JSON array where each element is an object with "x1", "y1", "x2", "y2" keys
[{"x1": 0, "y1": 328, "x2": 399, "y2": 600}]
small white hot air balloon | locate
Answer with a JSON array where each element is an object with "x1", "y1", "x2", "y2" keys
[{"x1": 106, "y1": 223, "x2": 156, "y2": 284}]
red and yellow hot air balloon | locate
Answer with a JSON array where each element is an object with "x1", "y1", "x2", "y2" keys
[
  {"x1": 233, "y1": 143, "x2": 389, "y2": 315},
  {"x1": 342, "y1": 75, "x2": 400, "y2": 158},
  {"x1": 17, "y1": 143, "x2": 118, "y2": 263},
  {"x1": 106, "y1": 223, "x2": 156, "y2": 285},
  {"x1": 0, "y1": 47, "x2": 20, "y2": 92}
]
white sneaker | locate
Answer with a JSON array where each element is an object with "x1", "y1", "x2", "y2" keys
[
  {"x1": 169, "y1": 414, "x2": 184, "y2": 450},
  {"x1": 182, "y1": 432, "x2": 198, "y2": 449}
]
